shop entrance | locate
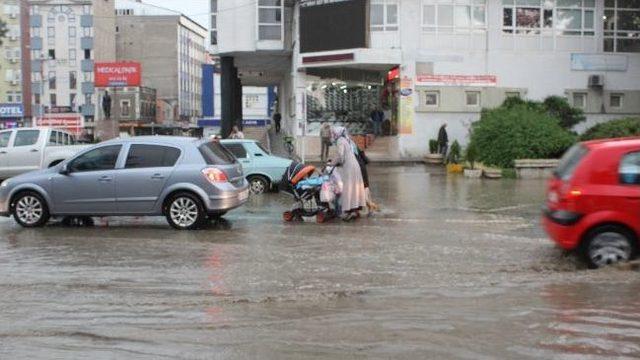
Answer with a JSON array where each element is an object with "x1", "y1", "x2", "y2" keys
[{"x1": 304, "y1": 67, "x2": 399, "y2": 139}]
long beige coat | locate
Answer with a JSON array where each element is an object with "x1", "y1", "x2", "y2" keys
[{"x1": 335, "y1": 137, "x2": 366, "y2": 212}]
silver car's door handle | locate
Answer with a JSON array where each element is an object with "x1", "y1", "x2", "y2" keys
[
  {"x1": 98, "y1": 176, "x2": 113, "y2": 182},
  {"x1": 0, "y1": 151, "x2": 6, "y2": 154},
  {"x1": 30, "y1": 149, "x2": 39, "y2": 152},
  {"x1": 151, "y1": 174, "x2": 165, "y2": 180}
]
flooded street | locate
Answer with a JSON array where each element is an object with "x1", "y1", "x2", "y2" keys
[{"x1": 1, "y1": 165, "x2": 639, "y2": 359}]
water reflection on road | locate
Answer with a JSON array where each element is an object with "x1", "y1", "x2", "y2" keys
[{"x1": 0, "y1": 166, "x2": 638, "y2": 359}]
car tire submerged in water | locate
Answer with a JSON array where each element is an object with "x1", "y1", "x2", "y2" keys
[
  {"x1": 248, "y1": 175, "x2": 269, "y2": 195},
  {"x1": 165, "y1": 192, "x2": 207, "y2": 230},
  {"x1": 12, "y1": 191, "x2": 50, "y2": 228},
  {"x1": 582, "y1": 225, "x2": 637, "y2": 269}
]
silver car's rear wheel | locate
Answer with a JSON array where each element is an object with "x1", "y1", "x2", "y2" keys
[
  {"x1": 13, "y1": 192, "x2": 50, "y2": 228},
  {"x1": 165, "y1": 192, "x2": 206, "y2": 230}
]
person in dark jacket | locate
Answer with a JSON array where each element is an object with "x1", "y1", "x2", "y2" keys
[
  {"x1": 437, "y1": 123, "x2": 448, "y2": 156},
  {"x1": 273, "y1": 112, "x2": 282, "y2": 133}
]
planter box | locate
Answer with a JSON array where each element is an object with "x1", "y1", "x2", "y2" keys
[
  {"x1": 464, "y1": 169, "x2": 483, "y2": 178},
  {"x1": 483, "y1": 168, "x2": 502, "y2": 179},
  {"x1": 425, "y1": 153, "x2": 444, "y2": 164},
  {"x1": 514, "y1": 159, "x2": 559, "y2": 179}
]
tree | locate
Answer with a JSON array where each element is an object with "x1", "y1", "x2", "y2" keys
[{"x1": 0, "y1": 20, "x2": 7, "y2": 46}]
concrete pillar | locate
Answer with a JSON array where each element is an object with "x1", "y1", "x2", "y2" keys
[{"x1": 220, "y1": 56, "x2": 237, "y2": 138}]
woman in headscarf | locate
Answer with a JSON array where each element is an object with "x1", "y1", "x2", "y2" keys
[{"x1": 329, "y1": 126, "x2": 366, "y2": 221}]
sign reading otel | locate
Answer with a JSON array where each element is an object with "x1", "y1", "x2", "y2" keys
[
  {"x1": 94, "y1": 62, "x2": 141, "y2": 87},
  {"x1": 0, "y1": 104, "x2": 24, "y2": 118}
]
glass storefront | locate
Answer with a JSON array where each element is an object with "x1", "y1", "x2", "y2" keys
[{"x1": 304, "y1": 68, "x2": 397, "y2": 136}]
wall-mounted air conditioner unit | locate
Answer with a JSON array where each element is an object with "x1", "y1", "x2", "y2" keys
[
  {"x1": 588, "y1": 75, "x2": 604, "y2": 88},
  {"x1": 10, "y1": 80, "x2": 18, "y2": 86},
  {"x1": 9, "y1": 35, "x2": 17, "y2": 41},
  {"x1": 10, "y1": 58, "x2": 18, "y2": 64},
  {"x1": 9, "y1": 13, "x2": 17, "y2": 19}
]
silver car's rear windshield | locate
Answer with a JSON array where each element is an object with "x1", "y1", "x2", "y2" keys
[{"x1": 199, "y1": 142, "x2": 237, "y2": 165}]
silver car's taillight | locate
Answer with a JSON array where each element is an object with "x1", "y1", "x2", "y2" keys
[{"x1": 202, "y1": 168, "x2": 228, "y2": 184}]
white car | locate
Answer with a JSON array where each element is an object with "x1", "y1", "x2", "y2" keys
[{"x1": 0, "y1": 127, "x2": 89, "y2": 179}]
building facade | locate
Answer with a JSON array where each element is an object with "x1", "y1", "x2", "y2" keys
[
  {"x1": 28, "y1": 0, "x2": 116, "y2": 136},
  {"x1": 213, "y1": 0, "x2": 640, "y2": 158},
  {"x1": 1, "y1": 0, "x2": 25, "y2": 128},
  {"x1": 115, "y1": 0, "x2": 207, "y2": 126},
  {"x1": 95, "y1": 86, "x2": 156, "y2": 137}
]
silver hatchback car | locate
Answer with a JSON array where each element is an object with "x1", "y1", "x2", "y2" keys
[{"x1": 0, "y1": 136, "x2": 249, "y2": 230}]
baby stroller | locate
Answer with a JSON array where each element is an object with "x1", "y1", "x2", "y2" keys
[{"x1": 279, "y1": 162, "x2": 340, "y2": 223}]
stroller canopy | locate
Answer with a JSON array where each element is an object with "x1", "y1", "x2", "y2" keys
[{"x1": 284, "y1": 161, "x2": 316, "y2": 186}]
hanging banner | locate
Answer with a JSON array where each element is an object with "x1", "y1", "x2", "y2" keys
[
  {"x1": 416, "y1": 74, "x2": 497, "y2": 87},
  {"x1": 399, "y1": 76, "x2": 414, "y2": 135}
]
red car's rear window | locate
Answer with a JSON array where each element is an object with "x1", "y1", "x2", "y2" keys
[{"x1": 554, "y1": 144, "x2": 589, "y2": 180}]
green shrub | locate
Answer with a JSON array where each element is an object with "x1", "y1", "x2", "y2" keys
[
  {"x1": 500, "y1": 96, "x2": 585, "y2": 130},
  {"x1": 580, "y1": 117, "x2": 640, "y2": 141},
  {"x1": 543, "y1": 96, "x2": 585, "y2": 130},
  {"x1": 501, "y1": 168, "x2": 517, "y2": 179},
  {"x1": 447, "y1": 140, "x2": 461, "y2": 164},
  {"x1": 464, "y1": 142, "x2": 479, "y2": 169},
  {"x1": 470, "y1": 104, "x2": 576, "y2": 168},
  {"x1": 429, "y1": 139, "x2": 438, "y2": 154}
]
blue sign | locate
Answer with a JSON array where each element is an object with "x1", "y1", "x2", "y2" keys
[
  {"x1": 197, "y1": 119, "x2": 272, "y2": 127},
  {"x1": 0, "y1": 104, "x2": 24, "y2": 118}
]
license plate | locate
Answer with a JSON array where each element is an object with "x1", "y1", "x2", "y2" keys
[{"x1": 239, "y1": 190, "x2": 249, "y2": 201}]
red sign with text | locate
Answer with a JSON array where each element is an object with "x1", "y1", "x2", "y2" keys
[{"x1": 94, "y1": 62, "x2": 141, "y2": 87}]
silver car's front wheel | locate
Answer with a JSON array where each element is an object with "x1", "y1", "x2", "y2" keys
[
  {"x1": 13, "y1": 192, "x2": 50, "y2": 228},
  {"x1": 165, "y1": 193, "x2": 206, "y2": 230}
]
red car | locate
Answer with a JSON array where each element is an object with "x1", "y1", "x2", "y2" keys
[{"x1": 543, "y1": 138, "x2": 640, "y2": 268}]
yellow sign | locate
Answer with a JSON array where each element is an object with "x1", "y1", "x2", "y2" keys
[{"x1": 399, "y1": 76, "x2": 414, "y2": 135}]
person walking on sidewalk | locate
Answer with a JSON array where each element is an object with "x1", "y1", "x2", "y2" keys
[
  {"x1": 273, "y1": 112, "x2": 282, "y2": 133},
  {"x1": 229, "y1": 125, "x2": 245, "y2": 139},
  {"x1": 437, "y1": 123, "x2": 448, "y2": 156},
  {"x1": 320, "y1": 121, "x2": 332, "y2": 162},
  {"x1": 370, "y1": 108, "x2": 384, "y2": 136}
]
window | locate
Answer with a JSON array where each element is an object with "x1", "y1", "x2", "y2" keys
[
  {"x1": 620, "y1": 152, "x2": 640, "y2": 184},
  {"x1": 466, "y1": 91, "x2": 481, "y2": 106},
  {"x1": 0, "y1": 131, "x2": 11, "y2": 148},
  {"x1": 70, "y1": 93, "x2": 76, "y2": 110},
  {"x1": 50, "y1": 93, "x2": 57, "y2": 107},
  {"x1": 125, "y1": 145, "x2": 181, "y2": 169},
  {"x1": 48, "y1": 49, "x2": 55, "y2": 59},
  {"x1": 571, "y1": 92, "x2": 586, "y2": 108},
  {"x1": 48, "y1": 71, "x2": 56, "y2": 90},
  {"x1": 604, "y1": 0, "x2": 640, "y2": 52},
  {"x1": 69, "y1": 71, "x2": 77, "y2": 90},
  {"x1": 372, "y1": 0, "x2": 399, "y2": 31},
  {"x1": 120, "y1": 100, "x2": 131, "y2": 117},
  {"x1": 258, "y1": 0, "x2": 282, "y2": 40},
  {"x1": 422, "y1": 0, "x2": 486, "y2": 33},
  {"x1": 69, "y1": 145, "x2": 122, "y2": 173},
  {"x1": 84, "y1": 49, "x2": 91, "y2": 59},
  {"x1": 502, "y1": 0, "x2": 595, "y2": 35},
  {"x1": 610, "y1": 93, "x2": 624, "y2": 108},
  {"x1": 14, "y1": 130, "x2": 40, "y2": 147},
  {"x1": 69, "y1": 49, "x2": 76, "y2": 66},
  {"x1": 222, "y1": 143, "x2": 248, "y2": 159},
  {"x1": 199, "y1": 142, "x2": 237, "y2": 165},
  {"x1": 5, "y1": 92, "x2": 13, "y2": 103},
  {"x1": 210, "y1": 0, "x2": 218, "y2": 45},
  {"x1": 425, "y1": 91, "x2": 439, "y2": 106},
  {"x1": 49, "y1": 131, "x2": 61, "y2": 145},
  {"x1": 505, "y1": 91, "x2": 520, "y2": 98}
]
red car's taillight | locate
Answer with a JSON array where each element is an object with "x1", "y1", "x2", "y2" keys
[{"x1": 202, "y1": 168, "x2": 228, "y2": 183}]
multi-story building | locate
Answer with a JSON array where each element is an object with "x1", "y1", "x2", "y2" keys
[
  {"x1": 213, "y1": 0, "x2": 640, "y2": 158},
  {"x1": 115, "y1": 0, "x2": 207, "y2": 126},
  {"x1": 0, "y1": 0, "x2": 25, "y2": 128},
  {"x1": 28, "y1": 0, "x2": 116, "y2": 137}
]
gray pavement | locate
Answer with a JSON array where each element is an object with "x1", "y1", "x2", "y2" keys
[{"x1": 1, "y1": 165, "x2": 639, "y2": 359}]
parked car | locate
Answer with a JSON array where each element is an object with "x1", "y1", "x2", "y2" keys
[
  {"x1": 0, "y1": 127, "x2": 89, "y2": 180},
  {"x1": 543, "y1": 138, "x2": 640, "y2": 268},
  {"x1": 0, "y1": 136, "x2": 249, "y2": 230},
  {"x1": 220, "y1": 139, "x2": 292, "y2": 194}
]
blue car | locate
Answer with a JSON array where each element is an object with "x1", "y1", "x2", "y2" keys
[{"x1": 220, "y1": 139, "x2": 292, "y2": 194}]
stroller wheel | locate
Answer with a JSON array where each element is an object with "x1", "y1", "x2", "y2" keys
[
  {"x1": 283, "y1": 211, "x2": 294, "y2": 222},
  {"x1": 316, "y1": 211, "x2": 326, "y2": 224}
]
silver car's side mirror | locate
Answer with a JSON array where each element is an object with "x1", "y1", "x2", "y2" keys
[{"x1": 59, "y1": 164, "x2": 70, "y2": 175}]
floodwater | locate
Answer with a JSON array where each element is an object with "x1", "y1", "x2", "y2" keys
[{"x1": 1, "y1": 165, "x2": 639, "y2": 359}]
